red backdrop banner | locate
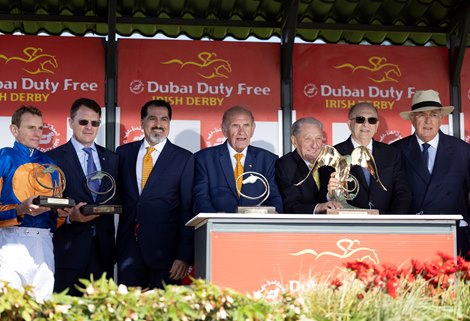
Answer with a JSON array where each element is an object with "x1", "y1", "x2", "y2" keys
[
  {"x1": 293, "y1": 44, "x2": 450, "y2": 145},
  {"x1": 0, "y1": 35, "x2": 105, "y2": 151},
  {"x1": 461, "y1": 49, "x2": 470, "y2": 143},
  {"x1": 117, "y1": 39, "x2": 280, "y2": 149}
]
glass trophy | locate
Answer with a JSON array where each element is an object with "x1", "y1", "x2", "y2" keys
[
  {"x1": 80, "y1": 170, "x2": 122, "y2": 215},
  {"x1": 235, "y1": 171, "x2": 277, "y2": 214},
  {"x1": 32, "y1": 163, "x2": 76, "y2": 209}
]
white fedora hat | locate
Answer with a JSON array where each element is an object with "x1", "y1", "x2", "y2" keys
[{"x1": 400, "y1": 89, "x2": 454, "y2": 120}]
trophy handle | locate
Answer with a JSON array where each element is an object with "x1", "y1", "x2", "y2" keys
[
  {"x1": 85, "y1": 171, "x2": 117, "y2": 204},
  {"x1": 235, "y1": 171, "x2": 270, "y2": 207},
  {"x1": 33, "y1": 164, "x2": 66, "y2": 198}
]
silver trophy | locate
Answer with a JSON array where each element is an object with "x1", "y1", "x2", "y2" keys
[
  {"x1": 32, "y1": 163, "x2": 76, "y2": 209},
  {"x1": 295, "y1": 145, "x2": 387, "y2": 214},
  {"x1": 80, "y1": 171, "x2": 122, "y2": 215},
  {"x1": 235, "y1": 171, "x2": 276, "y2": 214}
]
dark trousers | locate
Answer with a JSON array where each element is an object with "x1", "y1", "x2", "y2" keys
[
  {"x1": 54, "y1": 238, "x2": 113, "y2": 296},
  {"x1": 117, "y1": 245, "x2": 179, "y2": 289}
]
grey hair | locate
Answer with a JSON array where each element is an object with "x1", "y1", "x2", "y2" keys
[
  {"x1": 291, "y1": 117, "x2": 324, "y2": 137},
  {"x1": 221, "y1": 105, "x2": 255, "y2": 131}
]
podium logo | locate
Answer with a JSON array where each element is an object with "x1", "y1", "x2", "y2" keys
[
  {"x1": 161, "y1": 52, "x2": 232, "y2": 79},
  {"x1": 0, "y1": 47, "x2": 58, "y2": 75},
  {"x1": 254, "y1": 280, "x2": 285, "y2": 301},
  {"x1": 334, "y1": 56, "x2": 401, "y2": 83},
  {"x1": 290, "y1": 238, "x2": 379, "y2": 265}
]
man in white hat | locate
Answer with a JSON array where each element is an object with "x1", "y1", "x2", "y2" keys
[{"x1": 392, "y1": 89, "x2": 470, "y2": 259}]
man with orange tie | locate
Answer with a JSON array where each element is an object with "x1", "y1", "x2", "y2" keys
[
  {"x1": 193, "y1": 105, "x2": 283, "y2": 214},
  {"x1": 116, "y1": 99, "x2": 194, "y2": 289},
  {"x1": 275, "y1": 117, "x2": 341, "y2": 214}
]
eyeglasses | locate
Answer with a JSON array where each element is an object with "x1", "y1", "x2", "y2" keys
[
  {"x1": 78, "y1": 119, "x2": 101, "y2": 127},
  {"x1": 350, "y1": 116, "x2": 378, "y2": 125}
]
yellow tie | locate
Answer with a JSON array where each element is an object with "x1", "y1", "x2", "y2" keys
[
  {"x1": 309, "y1": 164, "x2": 320, "y2": 190},
  {"x1": 142, "y1": 146, "x2": 155, "y2": 189},
  {"x1": 234, "y1": 153, "x2": 244, "y2": 195}
]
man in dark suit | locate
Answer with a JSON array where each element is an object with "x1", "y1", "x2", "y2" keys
[
  {"x1": 193, "y1": 105, "x2": 283, "y2": 214},
  {"x1": 47, "y1": 98, "x2": 118, "y2": 296},
  {"x1": 276, "y1": 117, "x2": 341, "y2": 214},
  {"x1": 392, "y1": 89, "x2": 470, "y2": 259},
  {"x1": 116, "y1": 99, "x2": 194, "y2": 289},
  {"x1": 328, "y1": 102, "x2": 411, "y2": 214}
]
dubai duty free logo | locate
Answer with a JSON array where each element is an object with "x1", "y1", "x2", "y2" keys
[
  {"x1": 161, "y1": 51, "x2": 232, "y2": 79},
  {"x1": 0, "y1": 47, "x2": 58, "y2": 75}
]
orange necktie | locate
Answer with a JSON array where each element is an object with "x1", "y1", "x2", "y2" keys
[
  {"x1": 142, "y1": 146, "x2": 155, "y2": 189},
  {"x1": 234, "y1": 153, "x2": 244, "y2": 195}
]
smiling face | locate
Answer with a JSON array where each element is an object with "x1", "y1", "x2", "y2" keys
[
  {"x1": 141, "y1": 105, "x2": 170, "y2": 146},
  {"x1": 222, "y1": 111, "x2": 255, "y2": 153},
  {"x1": 410, "y1": 110, "x2": 442, "y2": 143},
  {"x1": 10, "y1": 112, "x2": 44, "y2": 149},
  {"x1": 69, "y1": 106, "x2": 101, "y2": 147},
  {"x1": 292, "y1": 122, "x2": 324, "y2": 163},
  {"x1": 348, "y1": 104, "x2": 379, "y2": 146}
]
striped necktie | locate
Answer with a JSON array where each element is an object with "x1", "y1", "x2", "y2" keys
[
  {"x1": 142, "y1": 146, "x2": 155, "y2": 189},
  {"x1": 234, "y1": 153, "x2": 244, "y2": 195}
]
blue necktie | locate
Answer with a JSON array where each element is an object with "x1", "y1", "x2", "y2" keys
[
  {"x1": 422, "y1": 143, "x2": 430, "y2": 174},
  {"x1": 83, "y1": 147, "x2": 100, "y2": 201},
  {"x1": 362, "y1": 168, "x2": 371, "y2": 187}
]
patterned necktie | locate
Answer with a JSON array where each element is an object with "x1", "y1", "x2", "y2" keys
[
  {"x1": 142, "y1": 146, "x2": 155, "y2": 190},
  {"x1": 234, "y1": 153, "x2": 244, "y2": 195},
  {"x1": 422, "y1": 143, "x2": 431, "y2": 173},
  {"x1": 83, "y1": 147, "x2": 100, "y2": 200}
]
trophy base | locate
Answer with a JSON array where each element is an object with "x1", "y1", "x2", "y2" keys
[
  {"x1": 81, "y1": 205, "x2": 122, "y2": 215},
  {"x1": 33, "y1": 196, "x2": 75, "y2": 209},
  {"x1": 236, "y1": 206, "x2": 277, "y2": 214},
  {"x1": 327, "y1": 208, "x2": 379, "y2": 215}
]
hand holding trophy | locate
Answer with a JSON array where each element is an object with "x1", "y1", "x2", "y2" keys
[
  {"x1": 295, "y1": 145, "x2": 387, "y2": 214},
  {"x1": 235, "y1": 171, "x2": 277, "y2": 214},
  {"x1": 32, "y1": 163, "x2": 76, "y2": 209},
  {"x1": 80, "y1": 170, "x2": 122, "y2": 215}
]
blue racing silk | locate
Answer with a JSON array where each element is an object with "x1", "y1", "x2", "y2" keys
[{"x1": 0, "y1": 141, "x2": 63, "y2": 230}]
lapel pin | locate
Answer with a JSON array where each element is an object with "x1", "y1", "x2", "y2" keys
[{"x1": 249, "y1": 164, "x2": 252, "y2": 168}]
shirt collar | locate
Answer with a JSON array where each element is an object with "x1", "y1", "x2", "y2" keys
[
  {"x1": 141, "y1": 137, "x2": 167, "y2": 153},
  {"x1": 351, "y1": 137, "x2": 373, "y2": 151},
  {"x1": 13, "y1": 141, "x2": 37, "y2": 157},
  {"x1": 415, "y1": 133, "x2": 439, "y2": 150},
  {"x1": 227, "y1": 142, "x2": 247, "y2": 159},
  {"x1": 71, "y1": 136, "x2": 96, "y2": 153}
]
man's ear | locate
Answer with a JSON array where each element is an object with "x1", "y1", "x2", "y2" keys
[
  {"x1": 291, "y1": 135, "x2": 297, "y2": 148},
  {"x1": 9, "y1": 124, "x2": 18, "y2": 138}
]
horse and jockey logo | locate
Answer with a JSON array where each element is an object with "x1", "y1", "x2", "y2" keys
[
  {"x1": 161, "y1": 52, "x2": 232, "y2": 79},
  {"x1": 289, "y1": 238, "x2": 380, "y2": 265},
  {"x1": 0, "y1": 47, "x2": 59, "y2": 75},
  {"x1": 334, "y1": 56, "x2": 401, "y2": 83}
]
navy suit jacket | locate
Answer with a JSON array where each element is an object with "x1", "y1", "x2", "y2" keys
[
  {"x1": 275, "y1": 150, "x2": 329, "y2": 214},
  {"x1": 392, "y1": 131, "x2": 470, "y2": 221},
  {"x1": 332, "y1": 137, "x2": 411, "y2": 214},
  {"x1": 47, "y1": 140, "x2": 118, "y2": 271},
  {"x1": 116, "y1": 139, "x2": 194, "y2": 269},
  {"x1": 193, "y1": 142, "x2": 283, "y2": 214}
]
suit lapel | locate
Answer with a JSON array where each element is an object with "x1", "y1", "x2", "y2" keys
[
  {"x1": 141, "y1": 140, "x2": 173, "y2": 197},
  {"x1": 292, "y1": 150, "x2": 317, "y2": 192},
  {"x1": 219, "y1": 142, "x2": 238, "y2": 198},
  {"x1": 128, "y1": 140, "x2": 141, "y2": 197},
  {"x1": 403, "y1": 136, "x2": 430, "y2": 184}
]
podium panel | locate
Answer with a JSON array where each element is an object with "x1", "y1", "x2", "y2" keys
[{"x1": 187, "y1": 214, "x2": 460, "y2": 295}]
